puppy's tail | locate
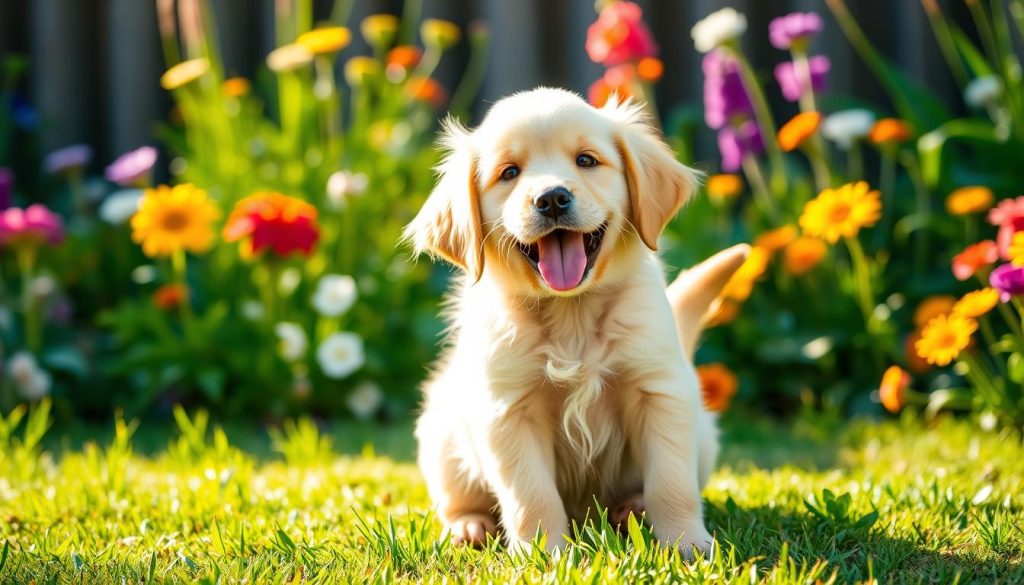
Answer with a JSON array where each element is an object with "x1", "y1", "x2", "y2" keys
[{"x1": 666, "y1": 244, "x2": 750, "y2": 359}]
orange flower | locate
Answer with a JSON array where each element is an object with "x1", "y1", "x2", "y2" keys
[
  {"x1": 222, "y1": 77, "x2": 251, "y2": 97},
  {"x1": 952, "y1": 288, "x2": 999, "y2": 318},
  {"x1": 905, "y1": 330, "x2": 931, "y2": 374},
  {"x1": 707, "y1": 299, "x2": 740, "y2": 327},
  {"x1": 868, "y1": 118, "x2": 912, "y2": 145},
  {"x1": 697, "y1": 363, "x2": 738, "y2": 413},
  {"x1": 778, "y1": 112, "x2": 822, "y2": 152},
  {"x1": 952, "y1": 240, "x2": 998, "y2": 281},
  {"x1": 784, "y1": 237, "x2": 827, "y2": 275},
  {"x1": 152, "y1": 283, "x2": 188, "y2": 310},
  {"x1": 915, "y1": 314, "x2": 977, "y2": 366},
  {"x1": 706, "y1": 174, "x2": 743, "y2": 201},
  {"x1": 913, "y1": 295, "x2": 956, "y2": 328},
  {"x1": 406, "y1": 77, "x2": 448, "y2": 109},
  {"x1": 223, "y1": 193, "x2": 319, "y2": 258},
  {"x1": 946, "y1": 186, "x2": 994, "y2": 216},
  {"x1": 637, "y1": 57, "x2": 664, "y2": 82},
  {"x1": 387, "y1": 45, "x2": 422, "y2": 70},
  {"x1": 755, "y1": 225, "x2": 798, "y2": 254},
  {"x1": 879, "y1": 366, "x2": 910, "y2": 413},
  {"x1": 721, "y1": 246, "x2": 770, "y2": 302}
]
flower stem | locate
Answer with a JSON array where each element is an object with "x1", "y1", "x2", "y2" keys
[
  {"x1": 16, "y1": 246, "x2": 41, "y2": 354},
  {"x1": 727, "y1": 47, "x2": 788, "y2": 195},
  {"x1": 874, "y1": 148, "x2": 897, "y2": 250},
  {"x1": 844, "y1": 235, "x2": 876, "y2": 328},
  {"x1": 901, "y1": 151, "x2": 931, "y2": 276},
  {"x1": 741, "y1": 154, "x2": 778, "y2": 221},
  {"x1": 172, "y1": 249, "x2": 196, "y2": 341},
  {"x1": 791, "y1": 47, "x2": 818, "y2": 113},
  {"x1": 847, "y1": 142, "x2": 864, "y2": 180}
]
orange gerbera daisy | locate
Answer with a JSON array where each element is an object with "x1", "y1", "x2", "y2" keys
[
  {"x1": 879, "y1": 365, "x2": 910, "y2": 413},
  {"x1": 697, "y1": 363, "x2": 738, "y2": 413},
  {"x1": 952, "y1": 288, "x2": 999, "y2": 318},
  {"x1": 868, "y1": 118, "x2": 912, "y2": 144},
  {"x1": 915, "y1": 314, "x2": 977, "y2": 366},
  {"x1": 913, "y1": 295, "x2": 956, "y2": 328},
  {"x1": 952, "y1": 240, "x2": 998, "y2": 281},
  {"x1": 755, "y1": 225, "x2": 798, "y2": 254},
  {"x1": 784, "y1": 237, "x2": 827, "y2": 275},
  {"x1": 706, "y1": 174, "x2": 743, "y2": 201},
  {"x1": 799, "y1": 181, "x2": 882, "y2": 243},
  {"x1": 778, "y1": 111, "x2": 822, "y2": 152},
  {"x1": 946, "y1": 186, "x2": 994, "y2": 216}
]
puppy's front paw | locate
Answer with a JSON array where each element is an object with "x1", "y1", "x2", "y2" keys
[
  {"x1": 447, "y1": 513, "x2": 497, "y2": 548},
  {"x1": 672, "y1": 523, "x2": 713, "y2": 560}
]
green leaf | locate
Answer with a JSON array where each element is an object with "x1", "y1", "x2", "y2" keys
[
  {"x1": 1008, "y1": 353, "x2": 1024, "y2": 384},
  {"x1": 949, "y1": 25, "x2": 995, "y2": 78},
  {"x1": 42, "y1": 346, "x2": 89, "y2": 379},
  {"x1": 626, "y1": 513, "x2": 647, "y2": 554},
  {"x1": 918, "y1": 119, "x2": 1005, "y2": 187},
  {"x1": 925, "y1": 388, "x2": 973, "y2": 418}
]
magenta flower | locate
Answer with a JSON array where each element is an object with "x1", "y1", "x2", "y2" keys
[
  {"x1": 990, "y1": 263, "x2": 1024, "y2": 302},
  {"x1": 44, "y1": 144, "x2": 93, "y2": 175},
  {"x1": 774, "y1": 56, "x2": 830, "y2": 102},
  {"x1": 769, "y1": 12, "x2": 823, "y2": 50},
  {"x1": 0, "y1": 204, "x2": 65, "y2": 247},
  {"x1": 105, "y1": 146, "x2": 158, "y2": 186},
  {"x1": 0, "y1": 167, "x2": 12, "y2": 210},
  {"x1": 585, "y1": 1, "x2": 658, "y2": 66},
  {"x1": 717, "y1": 120, "x2": 764, "y2": 172},
  {"x1": 703, "y1": 50, "x2": 753, "y2": 130},
  {"x1": 987, "y1": 196, "x2": 1024, "y2": 259}
]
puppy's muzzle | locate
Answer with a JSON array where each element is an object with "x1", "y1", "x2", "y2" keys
[{"x1": 533, "y1": 186, "x2": 574, "y2": 221}]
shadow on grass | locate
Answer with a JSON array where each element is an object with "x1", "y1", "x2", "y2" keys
[{"x1": 707, "y1": 502, "x2": 1023, "y2": 583}]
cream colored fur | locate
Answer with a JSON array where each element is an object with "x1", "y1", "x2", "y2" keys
[{"x1": 404, "y1": 88, "x2": 746, "y2": 556}]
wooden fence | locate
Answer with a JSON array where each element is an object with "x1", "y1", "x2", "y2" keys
[{"x1": 0, "y1": 0, "x2": 977, "y2": 165}]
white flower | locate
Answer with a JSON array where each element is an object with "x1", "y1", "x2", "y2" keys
[
  {"x1": 326, "y1": 171, "x2": 369, "y2": 210},
  {"x1": 691, "y1": 8, "x2": 747, "y2": 53},
  {"x1": 821, "y1": 109, "x2": 876, "y2": 149},
  {"x1": 346, "y1": 381, "x2": 383, "y2": 420},
  {"x1": 99, "y1": 189, "x2": 143, "y2": 225},
  {"x1": 312, "y1": 274, "x2": 357, "y2": 317},
  {"x1": 316, "y1": 332, "x2": 365, "y2": 379},
  {"x1": 7, "y1": 352, "x2": 51, "y2": 401},
  {"x1": 279, "y1": 268, "x2": 301, "y2": 295},
  {"x1": 241, "y1": 300, "x2": 265, "y2": 321},
  {"x1": 275, "y1": 322, "x2": 308, "y2": 362},
  {"x1": 964, "y1": 75, "x2": 1002, "y2": 109},
  {"x1": 31, "y1": 275, "x2": 57, "y2": 299},
  {"x1": 131, "y1": 265, "x2": 157, "y2": 284}
]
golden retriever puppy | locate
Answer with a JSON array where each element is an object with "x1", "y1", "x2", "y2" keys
[{"x1": 404, "y1": 87, "x2": 746, "y2": 556}]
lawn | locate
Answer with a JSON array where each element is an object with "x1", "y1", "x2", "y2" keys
[{"x1": 1, "y1": 408, "x2": 1022, "y2": 584}]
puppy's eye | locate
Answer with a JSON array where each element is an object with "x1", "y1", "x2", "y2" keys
[
  {"x1": 500, "y1": 165, "x2": 520, "y2": 181},
  {"x1": 576, "y1": 154, "x2": 597, "y2": 168}
]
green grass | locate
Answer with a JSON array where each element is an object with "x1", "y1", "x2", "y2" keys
[{"x1": 1, "y1": 404, "x2": 1022, "y2": 584}]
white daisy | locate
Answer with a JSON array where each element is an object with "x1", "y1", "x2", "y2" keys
[
  {"x1": 99, "y1": 189, "x2": 143, "y2": 225},
  {"x1": 316, "y1": 332, "x2": 365, "y2": 379},
  {"x1": 275, "y1": 322, "x2": 308, "y2": 362},
  {"x1": 326, "y1": 171, "x2": 369, "y2": 210},
  {"x1": 346, "y1": 381, "x2": 383, "y2": 420},
  {"x1": 241, "y1": 300, "x2": 265, "y2": 321},
  {"x1": 964, "y1": 75, "x2": 1002, "y2": 109},
  {"x1": 312, "y1": 274, "x2": 357, "y2": 317},
  {"x1": 691, "y1": 8, "x2": 747, "y2": 54},
  {"x1": 821, "y1": 109, "x2": 876, "y2": 149},
  {"x1": 7, "y1": 352, "x2": 51, "y2": 401}
]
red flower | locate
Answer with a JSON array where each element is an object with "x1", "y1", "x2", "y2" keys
[
  {"x1": 587, "y1": 64, "x2": 635, "y2": 107},
  {"x1": 952, "y1": 240, "x2": 998, "y2": 281},
  {"x1": 988, "y1": 196, "x2": 1024, "y2": 259},
  {"x1": 223, "y1": 192, "x2": 319, "y2": 258},
  {"x1": 152, "y1": 283, "x2": 189, "y2": 310},
  {"x1": 585, "y1": 1, "x2": 658, "y2": 67}
]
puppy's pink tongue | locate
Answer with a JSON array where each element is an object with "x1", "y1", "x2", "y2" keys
[{"x1": 536, "y1": 231, "x2": 587, "y2": 291}]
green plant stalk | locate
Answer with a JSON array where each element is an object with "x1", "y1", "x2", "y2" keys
[
  {"x1": 847, "y1": 142, "x2": 864, "y2": 179},
  {"x1": 967, "y1": 0, "x2": 1002, "y2": 75},
  {"x1": 803, "y1": 135, "x2": 832, "y2": 193},
  {"x1": 449, "y1": 29, "x2": 490, "y2": 121},
  {"x1": 960, "y1": 351, "x2": 1003, "y2": 410},
  {"x1": 171, "y1": 249, "x2": 197, "y2": 344},
  {"x1": 901, "y1": 152, "x2": 931, "y2": 275},
  {"x1": 15, "y1": 246, "x2": 41, "y2": 354},
  {"x1": 741, "y1": 154, "x2": 778, "y2": 222},
  {"x1": 977, "y1": 314, "x2": 1008, "y2": 378},
  {"x1": 726, "y1": 47, "x2": 788, "y2": 195},
  {"x1": 920, "y1": 0, "x2": 970, "y2": 88},
  {"x1": 792, "y1": 47, "x2": 818, "y2": 113},
  {"x1": 874, "y1": 148, "x2": 897, "y2": 250},
  {"x1": 994, "y1": 297, "x2": 1024, "y2": 348},
  {"x1": 68, "y1": 170, "x2": 88, "y2": 218},
  {"x1": 398, "y1": 0, "x2": 423, "y2": 45},
  {"x1": 279, "y1": 72, "x2": 305, "y2": 157},
  {"x1": 330, "y1": 0, "x2": 355, "y2": 27},
  {"x1": 314, "y1": 56, "x2": 339, "y2": 144},
  {"x1": 844, "y1": 235, "x2": 876, "y2": 330}
]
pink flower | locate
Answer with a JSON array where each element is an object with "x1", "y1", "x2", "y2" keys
[
  {"x1": 774, "y1": 56, "x2": 830, "y2": 102},
  {"x1": 990, "y1": 263, "x2": 1024, "y2": 302},
  {"x1": 585, "y1": 1, "x2": 658, "y2": 67},
  {"x1": 0, "y1": 204, "x2": 65, "y2": 247},
  {"x1": 769, "y1": 12, "x2": 823, "y2": 50},
  {"x1": 105, "y1": 146, "x2": 158, "y2": 186},
  {"x1": 43, "y1": 144, "x2": 93, "y2": 175},
  {"x1": 988, "y1": 196, "x2": 1024, "y2": 259}
]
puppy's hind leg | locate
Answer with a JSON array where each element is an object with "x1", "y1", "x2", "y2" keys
[{"x1": 417, "y1": 414, "x2": 498, "y2": 548}]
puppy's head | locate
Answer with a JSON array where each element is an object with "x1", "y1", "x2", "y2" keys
[{"x1": 404, "y1": 88, "x2": 697, "y2": 296}]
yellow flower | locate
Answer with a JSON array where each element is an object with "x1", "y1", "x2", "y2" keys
[
  {"x1": 952, "y1": 288, "x2": 999, "y2": 318},
  {"x1": 706, "y1": 174, "x2": 743, "y2": 201},
  {"x1": 879, "y1": 366, "x2": 910, "y2": 414},
  {"x1": 913, "y1": 295, "x2": 956, "y2": 328},
  {"x1": 344, "y1": 56, "x2": 381, "y2": 86},
  {"x1": 755, "y1": 225, "x2": 797, "y2": 254},
  {"x1": 778, "y1": 111, "x2": 821, "y2": 152},
  {"x1": 696, "y1": 363, "x2": 738, "y2": 413},
  {"x1": 707, "y1": 299, "x2": 740, "y2": 326},
  {"x1": 915, "y1": 314, "x2": 976, "y2": 366},
  {"x1": 421, "y1": 18, "x2": 461, "y2": 50},
  {"x1": 784, "y1": 237, "x2": 827, "y2": 275},
  {"x1": 131, "y1": 184, "x2": 220, "y2": 257},
  {"x1": 721, "y1": 246, "x2": 769, "y2": 302},
  {"x1": 361, "y1": 14, "x2": 399, "y2": 46},
  {"x1": 266, "y1": 44, "x2": 313, "y2": 72},
  {"x1": 160, "y1": 58, "x2": 210, "y2": 90},
  {"x1": 296, "y1": 26, "x2": 351, "y2": 55},
  {"x1": 799, "y1": 181, "x2": 882, "y2": 244},
  {"x1": 945, "y1": 186, "x2": 994, "y2": 216},
  {"x1": 222, "y1": 77, "x2": 251, "y2": 97},
  {"x1": 1009, "y1": 232, "x2": 1024, "y2": 267}
]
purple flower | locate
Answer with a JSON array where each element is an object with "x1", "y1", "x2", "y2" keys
[
  {"x1": 769, "y1": 12, "x2": 823, "y2": 50},
  {"x1": 0, "y1": 204, "x2": 65, "y2": 247},
  {"x1": 774, "y1": 56, "x2": 830, "y2": 102},
  {"x1": 703, "y1": 50, "x2": 753, "y2": 130},
  {"x1": 990, "y1": 263, "x2": 1024, "y2": 302},
  {"x1": 0, "y1": 167, "x2": 12, "y2": 210},
  {"x1": 105, "y1": 146, "x2": 158, "y2": 186},
  {"x1": 717, "y1": 120, "x2": 764, "y2": 172},
  {"x1": 44, "y1": 144, "x2": 93, "y2": 175}
]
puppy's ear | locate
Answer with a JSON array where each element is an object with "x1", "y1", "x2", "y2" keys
[
  {"x1": 607, "y1": 99, "x2": 699, "y2": 250},
  {"x1": 403, "y1": 119, "x2": 485, "y2": 281}
]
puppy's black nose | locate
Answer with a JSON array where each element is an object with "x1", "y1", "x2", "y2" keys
[{"x1": 534, "y1": 187, "x2": 573, "y2": 220}]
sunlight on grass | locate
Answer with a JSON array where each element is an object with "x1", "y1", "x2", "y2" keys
[{"x1": 1, "y1": 405, "x2": 1021, "y2": 583}]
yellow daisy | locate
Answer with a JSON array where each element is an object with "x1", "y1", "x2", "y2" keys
[
  {"x1": 915, "y1": 314, "x2": 977, "y2": 366},
  {"x1": 755, "y1": 225, "x2": 798, "y2": 254},
  {"x1": 706, "y1": 174, "x2": 743, "y2": 201},
  {"x1": 296, "y1": 27, "x2": 351, "y2": 55},
  {"x1": 160, "y1": 58, "x2": 210, "y2": 90},
  {"x1": 131, "y1": 184, "x2": 220, "y2": 257},
  {"x1": 361, "y1": 14, "x2": 399, "y2": 46},
  {"x1": 420, "y1": 19, "x2": 461, "y2": 50},
  {"x1": 799, "y1": 181, "x2": 882, "y2": 244},
  {"x1": 945, "y1": 186, "x2": 994, "y2": 216},
  {"x1": 952, "y1": 288, "x2": 999, "y2": 318}
]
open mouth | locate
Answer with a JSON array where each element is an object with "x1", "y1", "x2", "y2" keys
[{"x1": 516, "y1": 225, "x2": 606, "y2": 292}]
